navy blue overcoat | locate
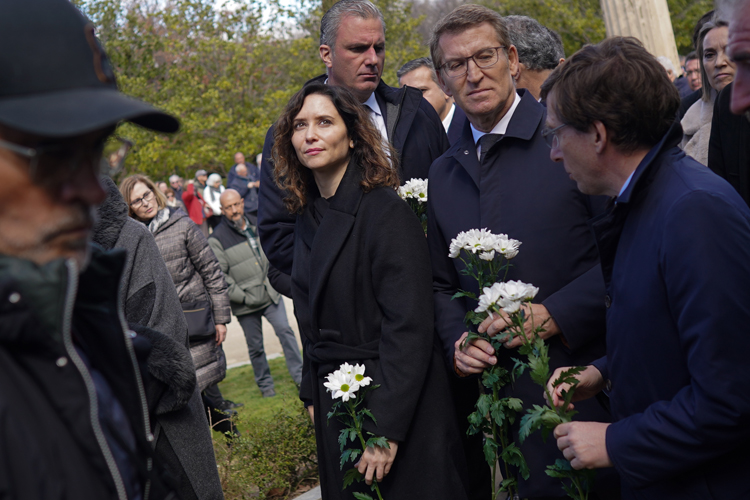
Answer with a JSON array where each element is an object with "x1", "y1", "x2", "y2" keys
[
  {"x1": 590, "y1": 124, "x2": 750, "y2": 499},
  {"x1": 427, "y1": 90, "x2": 617, "y2": 497}
]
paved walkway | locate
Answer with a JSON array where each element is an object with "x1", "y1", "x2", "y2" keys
[
  {"x1": 223, "y1": 296, "x2": 303, "y2": 368},
  {"x1": 293, "y1": 485, "x2": 321, "y2": 500}
]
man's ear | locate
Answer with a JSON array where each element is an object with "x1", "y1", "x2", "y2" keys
[
  {"x1": 512, "y1": 61, "x2": 524, "y2": 82},
  {"x1": 436, "y1": 71, "x2": 453, "y2": 97},
  {"x1": 506, "y1": 45, "x2": 520, "y2": 79},
  {"x1": 319, "y1": 45, "x2": 333, "y2": 69},
  {"x1": 592, "y1": 120, "x2": 608, "y2": 154}
]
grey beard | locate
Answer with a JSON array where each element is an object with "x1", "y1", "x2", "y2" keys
[{"x1": 230, "y1": 216, "x2": 245, "y2": 231}]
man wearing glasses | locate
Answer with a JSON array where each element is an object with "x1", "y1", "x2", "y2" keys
[
  {"x1": 0, "y1": 0, "x2": 182, "y2": 498},
  {"x1": 426, "y1": 5, "x2": 619, "y2": 499}
]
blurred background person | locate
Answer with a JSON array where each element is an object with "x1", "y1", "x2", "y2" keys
[
  {"x1": 505, "y1": 15, "x2": 565, "y2": 101},
  {"x1": 94, "y1": 176, "x2": 224, "y2": 500},
  {"x1": 228, "y1": 162, "x2": 261, "y2": 226},
  {"x1": 183, "y1": 169, "x2": 210, "y2": 237},
  {"x1": 685, "y1": 51, "x2": 703, "y2": 92},
  {"x1": 169, "y1": 174, "x2": 184, "y2": 200},
  {"x1": 398, "y1": 57, "x2": 466, "y2": 145},
  {"x1": 165, "y1": 187, "x2": 187, "y2": 212},
  {"x1": 681, "y1": 18, "x2": 736, "y2": 165},
  {"x1": 119, "y1": 175, "x2": 241, "y2": 424},
  {"x1": 208, "y1": 189, "x2": 303, "y2": 398},
  {"x1": 204, "y1": 173, "x2": 225, "y2": 230}
]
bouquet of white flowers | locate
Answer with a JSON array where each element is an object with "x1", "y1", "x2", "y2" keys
[
  {"x1": 325, "y1": 363, "x2": 387, "y2": 500},
  {"x1": 397, "y1": 178, "x2": 428, "y2": 233},
  {"x1": 474, "y1": 277, "x2": 594, "y2": 500}
]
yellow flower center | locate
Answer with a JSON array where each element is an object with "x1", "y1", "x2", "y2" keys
[
  {"x1": 341, "y1": 384, "x2": 350, "y2": 392},
  {"x1": 355, "y1": 374, "x2": 364, "y2": 381}
]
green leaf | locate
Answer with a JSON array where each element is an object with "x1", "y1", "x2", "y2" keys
[
  {"x1": 489, "y1": 400, "x2": 506, "y2": 425},
  {"x1": 340, "y1": 448, "x2": 352, "y2": 470},
  {"x1": 365, "y1": 435, "x2": 389, "y2": 449},
  {"x1": 475, "y1": 393, "x2": 491, "y2": 417},
  {"x1": 465, "y1": 310, "x2": 485, "y2": 325},
  {"x1": 500, "y1": 477, "x2": 517, "y2": 492},
  {"x1": 451, "y1": 290, "x2": 475, "y2": 300},
  {"x1": 338, "y1": 428, "x2": 351, "y2": 451},
  {"x1": 482, "y1": 368, "x2": 500, "y2": 388},
  {"x1": 506, "y1": 397, "x2": 524, "y2": 412},
  {"x1": 519, "y1": 405, "x2": 545, "y2": 443},
  {"x1": 361, "y1": 407, "x2": 377, "y2": 424},
  {"x1": 483, "y1": 437, "x2": 498, "y2": 467},
  {"x1": 352, "y1": 493, "x2": 375, "y2": 500},
  {"x1": 343, "y1": 468, "x2": 362, "y2": 489}
]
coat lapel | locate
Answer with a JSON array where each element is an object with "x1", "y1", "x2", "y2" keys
[
  {"x1": 307, "y1": 161, "x2": 363, "y2": 331},
  {"x1": 452, "y1": 119, "x2": 481, "y2": 189}
]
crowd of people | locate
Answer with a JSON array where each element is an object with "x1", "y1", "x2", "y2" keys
[{"x1": 3, "y1": 0, "x2": 750, "y2": 499}]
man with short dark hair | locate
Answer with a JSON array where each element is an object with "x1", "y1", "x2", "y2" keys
[
  {"x1": 504, "y1": 15, "x2": 565, "y2": 100},
  {"x1": 684, "y1": 51, "x2": 702, "y2": 91},
  {"x1": 257, "y1": 0, "x2": 449, "y2": 278},
  {"x1": 398, "y1": 57, "x2": 467, "y2": 144},
  {"x1": 0, "y1": 0, "x2": 182, "y2": 498},
  {"x1": 543, "y1": 36, "x2": 750, "y2": 500},
  {"x1": 427, "y1": 5, "x2": 617, "y2": 499}
]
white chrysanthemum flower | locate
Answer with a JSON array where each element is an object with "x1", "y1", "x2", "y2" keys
[
  {"x1": 324, "y1": 370, "x2": 357, "y2": 401},
  {"x1": 339, "y1": 362, "x2": 355, "y2": 375},
  {"x1": 350, "y1": 364, "x2": 372, "y2": 388},
  {"x1": 498, "y1": 296, "x2": 521, "y2": 314},
  {"x1": 475, "y1": 283, "x2": 505, "y2": 313},
  {"x1": 501, "y1": 280, "x2": 539, "y2": 301},
  {"x1": 492, "y1": 234, "x2": 521, "y2": 259},
  {"x1": 449, "y1": 231, "x2": 472, "y2": 258},
  {"x1": 398, "y1": 178, "x2": 428, "y2": 203},
  {"x1": 479, "y1": 250, "x2": 496, "y2": 261}
]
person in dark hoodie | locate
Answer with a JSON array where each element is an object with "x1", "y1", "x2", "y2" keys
[{"x1": 93, "y1": 176, "x2": 225, "y2": 500}]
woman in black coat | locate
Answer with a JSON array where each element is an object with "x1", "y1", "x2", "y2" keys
[{"x1": 272, "y1": 82, "x2": 468, "y2": 500}]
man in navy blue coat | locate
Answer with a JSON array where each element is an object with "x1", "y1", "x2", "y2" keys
[
  {"x1": 427, "y1": 5, "x2": 618, "y2": 499},
  {"x1": 546, "y1": 37, "x2": 750, "y2": 500},
  {"x1": 258, "y1": 0, "x2": 449, "y2": 277}
]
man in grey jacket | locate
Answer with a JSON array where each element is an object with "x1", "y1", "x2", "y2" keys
[{"x1": 209, "y1": 189, "x2": 302, "y2": 397}]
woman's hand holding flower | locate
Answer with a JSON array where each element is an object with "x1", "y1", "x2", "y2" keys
[{"x1": 356, "y1": 439, "x2": 399, "y2": 485}]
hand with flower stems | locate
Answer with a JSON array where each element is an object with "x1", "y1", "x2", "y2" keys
[
  {"x1": 478, "y1": 303, "x2": 560, "y2": 349},
  {"x1": 356, "y1": 439, "x2": 399, "y2": 485},
  {"x1": 453, "y1": 332, "x2": 497, "y2": 375},
  {"x1": 554, "y1": 421, "x2": 612, "y2": 469},
  {"x1": 547, "y1": 365, "x2": 605, "y2": 411}
]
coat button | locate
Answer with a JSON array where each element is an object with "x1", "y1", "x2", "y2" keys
[
  {"x1": 56, "y1": 357, "x2": 68, "y2": 367},
  {"x1": 8, "y1": 292, "x2": 20, "y2": 304},
  {"x1": 605, "y1": 379, "x2": 612, "y2": 391},
  {"x1": 464, "y1": 150, "x2": 469, "y2": 155},
  {"x1": 604, "y1": 295, "x2": 611, "y2": 308}
]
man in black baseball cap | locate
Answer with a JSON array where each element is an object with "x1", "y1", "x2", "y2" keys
[{"x1": 0, "y1": 1, "x2": 183, "y2": 499}]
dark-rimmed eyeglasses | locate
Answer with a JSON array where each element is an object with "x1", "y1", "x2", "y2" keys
[
  {"x1": 130, "y1": 189, "x2": 155, "y2": 209},
  {"x1": 439, "y1": 46, "x2": 506, "y2": 79},
  {"x1": 0, "y1": 135, "x2": 133, "y2": 188},
  {"x1": 541, "y1": 123, "x2": 568, "y2": 149}
]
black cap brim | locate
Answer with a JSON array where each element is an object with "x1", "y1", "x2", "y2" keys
[{"x1": 0, "y1": 87, "x2": 179, "y2": 137}]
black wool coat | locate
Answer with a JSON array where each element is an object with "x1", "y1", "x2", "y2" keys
[
  {"x1": 292, "y1": 163, "x2": 468, "y2": 500},
  {"x1": 708, "y1": 82, "x2": 750, "y2": 207}
]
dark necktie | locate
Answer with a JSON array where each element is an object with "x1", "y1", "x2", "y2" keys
[{"x1": 478, "y1": 133, "x2": 503, "y2": 164}]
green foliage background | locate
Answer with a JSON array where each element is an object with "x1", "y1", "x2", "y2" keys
[{"x1": 73, "y1": 0, "x2": 712, "y2": 181}]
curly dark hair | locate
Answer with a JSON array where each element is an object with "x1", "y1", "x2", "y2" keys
[{"x1": 272, "y1": 82, "x2": 399, "y2": 214}]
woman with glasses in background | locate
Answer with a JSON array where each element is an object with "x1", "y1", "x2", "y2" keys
[{"x1": 119, "y1": 175, "x2": 239, "y2": 431}]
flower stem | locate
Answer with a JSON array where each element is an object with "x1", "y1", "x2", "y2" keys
[{"x1": 347, "y1": 403, "x2": 385, "y2": 500}]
